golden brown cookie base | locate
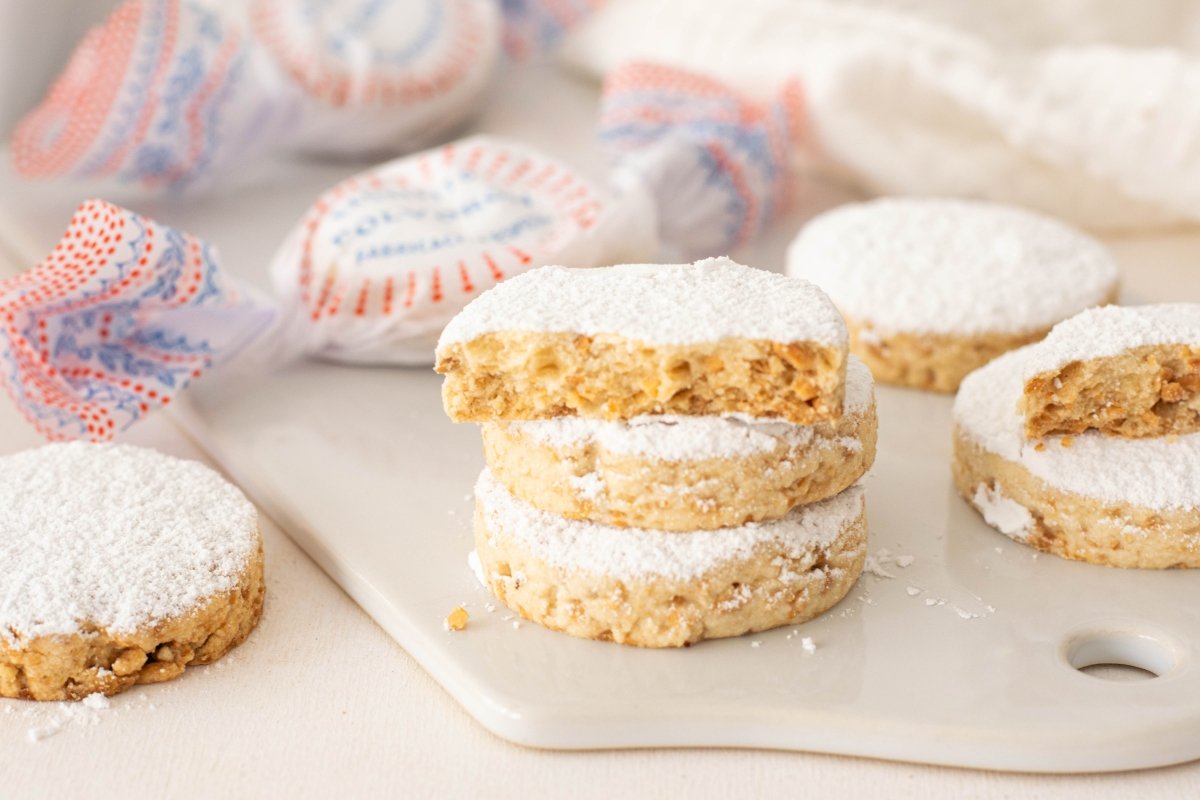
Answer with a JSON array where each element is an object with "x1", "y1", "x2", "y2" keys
[
  {"x1": 0, "y1": 543, "x2": 265, "y2": 701},
  {"x1": 437, "y1": 332, "x2": 846, "y2": 424},
  {"x1": 1022, "y1": 344, "x2": 1200, "y2": 439},
  {"x1": 474, "y1": 505, "x2": 866, "y2": 648},
  {"x1": 952, "y1": 431, "x2": 1200, "y2": 569},
  {"x1": 481, "y1": 401, "x2": 876, "y2": 531},
  {"x1": 848, "y1": 320, "x2": 1046, "y2": 393}
]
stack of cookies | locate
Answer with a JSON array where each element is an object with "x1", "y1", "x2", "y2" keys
[
  {"x1": 954, "y1": 303, "x2": 1200, "y2": 568},
  {"x1": 435, "y1": 257, "x2": 877, "y2": 647}
]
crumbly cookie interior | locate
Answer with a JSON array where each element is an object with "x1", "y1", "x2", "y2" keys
[
  {"x1": 438, "y1": 332, "x2": 846, "y2": 424},
  {"x1": 1023, "y1": 344, "x2": 1200, "y2": 439}
]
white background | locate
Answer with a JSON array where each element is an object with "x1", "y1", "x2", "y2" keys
[{"x1": 2, "y1": 2, "x2": 1200, "y2": 796}]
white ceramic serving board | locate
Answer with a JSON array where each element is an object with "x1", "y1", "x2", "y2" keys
[{"x1": 2, "y1": 66, "x2": 1200, "y2": 774}]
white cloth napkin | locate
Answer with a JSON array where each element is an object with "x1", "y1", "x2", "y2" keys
[{"x1": 564, "y1": 0, "x2": 1200, "y2": 230}]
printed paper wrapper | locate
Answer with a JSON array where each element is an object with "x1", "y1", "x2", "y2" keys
[
  {"x1": 0, "y1": 200, "x2": 270, "y2": 440},
  {"x1": 600, "y1": 61, "x2": 805, "y2": 261},
  {"x1": 268, "y1": 135, "x2": 653, "y2": 364},
  {"x1": 8, "y1": 0, "x2": 605, "y2": 193},
  {"x1": 1, "y1": 63, "x2": 806, "y2": 438},
  {"x1": 266, "y1": 63, "x2": 805, "y2": 363}
]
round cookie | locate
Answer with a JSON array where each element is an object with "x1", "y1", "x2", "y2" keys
[
  {"x1": 474, "y1": 469, "x2": 867, "y2": 647},
  {"x1": 953, "y1": 346, "x2": 1200, "y2": 568},
  {"x1": 0, "y1": 443, "x2": 264, "y2": 700},
  {"x1": 787, "y1": 198, "x2": 1119, "y2": 392},
  {"x1": 482, "y1": 357, "x2": 876, "y2": 531}
]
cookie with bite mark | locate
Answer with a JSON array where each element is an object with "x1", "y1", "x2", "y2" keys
[
  {"x1": 1019, "y1": 304, "x2": 1200, "y2": 439},
  {"x1": 953, "y1": 347, "x2": 1200, "y2": 568},
  {"x1": 436, "y1": 258, "x2": 849, "y2": 424}
]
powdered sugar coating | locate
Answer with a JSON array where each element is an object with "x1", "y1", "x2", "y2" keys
[
  {"x1": 1020, "y1": 303, "x2": 1200, "y2": 376},
  {"x1": 506, "y1": 356, "x2": 874, "y2": 461},
  {"x1": 972, "y1": 484, "x2": 1033, "y2": 542},
  {"x1": 955, "y1": 347, "x2": 1200, "y2": 510},
  {"x1": 437, "y1": 257, "x2": 848, "y2": 350},
  {"x1": 787, "y1": 198, "x2": 1119, "y2": 336},
  {"x1": 0, "y1": 443, "x2": 259, "y2": 645},
  {"x1": 476, "y1": 469, "x2": 864, "y2": 581}
]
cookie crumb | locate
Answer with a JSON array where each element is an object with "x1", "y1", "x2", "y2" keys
[
  {"x1": 863, "y1": 553, "x2": 896, "y2": 579},
  {"x1": 906, "y1": 586, "x2": 921, "y2": 597},
  {"x1": 444, "y1": 607, "x2": 469, "y2": 632},
  {"x1": 800, "y1": 637, "x2": 816, "y2": 654},
  {"x1": 27, "y1": 725, "x2": 59, "y2": 743}
]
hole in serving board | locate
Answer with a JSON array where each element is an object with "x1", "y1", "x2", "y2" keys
[
  {"x1": 1064, "y1": 629, "x2": 1178, "y2": 681},
  {"x1": 1076, "y1": 663, "x2": 1157, "y2": 682}
]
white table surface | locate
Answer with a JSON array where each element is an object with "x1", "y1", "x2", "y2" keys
[
  {"x1": 2, "y1": 72, "x2": 1200, "y2": 800},
  {"x1": 0, "y1": 332, "x2": 1196, "y2": 800}
]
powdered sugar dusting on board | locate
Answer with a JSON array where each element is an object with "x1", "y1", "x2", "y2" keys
[
  {"x1": 787, "y1": 198, "x2": 1118, "y2": 336},
  {"x1": 437, "y1": 257, "x2": 848, "y2": 351},
  {"x1": 476, "y1": 469, "x2": 864, "y2": 581},
  {"x1": 505, "y1": 357, "x2": 874, "y2": 461},
  {"x1": 955, "y1": 346, "x2": 1200, "y2": 510},
  {"x1": 0, "y1": 443, "x2": 259, "y2": 644},
  {"x1": 1019, "y1": 304, "x2": 1200, "y2": 376}
]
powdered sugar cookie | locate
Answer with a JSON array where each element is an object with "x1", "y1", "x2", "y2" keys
[
  {"x1": 0, "y1": 443, "x2": 264, "y2": 700},
  {"x1": 474, "y1": 469, "x2": 866, "y2": 647},
  {"x1": 1019, "y1": 304, "x2": 1200, "y2": 439},
  {"x1": 787, "y1": 198, "x2": 1119, "y2": 392},
  {"x1": 953, "y1": 347, "x2": 1200, "y2": 568},
  {"x1": 437, "y1": 258, "x2": 849, "y2": 424},
  {"x1": 483, "y1": 357, "x2": 876, "y2": 530}
]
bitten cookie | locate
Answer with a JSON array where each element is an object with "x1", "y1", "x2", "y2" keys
[
  {"x1": 0, "y1": 443, "x2": 264, "y2": 701},
  {"x1": 1019, "y1": 304, "x2": 1200, "y2": 439},
  {"x1": 953, "y1": 347, "x2": 1200, "y2": 568},
  {"x1": 482, "y1": 357, "x2": 876, "y2": 530},
  {"x1": 787, "y1": 198, "x2": 1119, "y2": 392},
  {"x1": 473, "y1": 469, "x2": 867, "y2": 647},
  {"x1": 436, "y1": 257, "x2": 849, "y2": 424}
]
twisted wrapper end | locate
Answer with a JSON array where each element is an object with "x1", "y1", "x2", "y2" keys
[
  {"x1": 0, "y1": 200, "x2": 272, "y2": 441},
  {"x1": 9, "y1": 0, "x2": 262, "y2": 193},
  {"x1": 500, "y1": 0, "x2": 605, "y2": 61},
  {"x1": 599, "y1": 61, "x2": 807, "y2": 260}
]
